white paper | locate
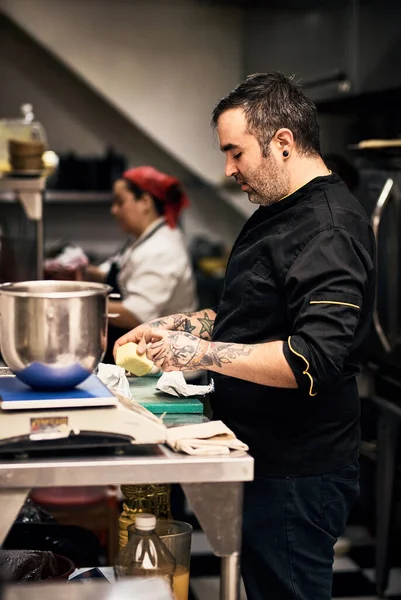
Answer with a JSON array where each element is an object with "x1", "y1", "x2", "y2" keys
[
  {"x1": 97, "y1": 363, "x2": 131, "y2": 399},
  {"x1": 156, "y1": 371, "x2": 214, "y2": 397}
]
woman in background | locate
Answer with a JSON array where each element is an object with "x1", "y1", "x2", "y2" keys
[{"x1": 86, "y1": 165, "x2": 197, "y2": 362}]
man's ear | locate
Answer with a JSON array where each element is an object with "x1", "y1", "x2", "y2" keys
[{"x1": 272, "y1": 128, "x2": 294, "y2": 157}]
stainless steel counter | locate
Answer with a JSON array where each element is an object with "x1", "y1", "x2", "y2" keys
[
  {"x1": 0, "y1": 443, "x2": 253, "y2": 600},
  {"x1": 4, "y1": 577, "x2": 172, "y2": 600}
]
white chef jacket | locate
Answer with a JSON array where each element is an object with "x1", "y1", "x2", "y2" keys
[{"x1": 99, "y1": 218, "x2": 197, "y2": 322}]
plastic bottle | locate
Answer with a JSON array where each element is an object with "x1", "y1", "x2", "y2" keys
[{"x1": 114, "y1": 513, "x2": 176, "y2": 594}]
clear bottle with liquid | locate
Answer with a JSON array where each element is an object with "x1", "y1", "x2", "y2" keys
[{"x1": 114, "y1": 513, "x2": 176, "y2": 595}]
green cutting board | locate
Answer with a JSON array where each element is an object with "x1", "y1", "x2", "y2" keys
[{"x1": 128, "y1": 376, "x2": 204, "y2": 414}]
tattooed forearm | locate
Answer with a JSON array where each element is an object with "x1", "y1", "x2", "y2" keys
[
  {"x1": 149, "y1": 318, "x2": 169, "y2": 328},
  {"x1": 200, "y1": 342, "x2": 254, "y2": 368},
  {"x1": 172, "y1": 312, "x2": 215, "y2": 337},
  {"x1": 197, "y1": 313, "x2": 215, "y2": 339},
  {"x1": 147, "y1": 329, "x2": 296, "y2": 387},
  {"x1": 151, "y1": 332, "x2": 201, "y2": 368},
  {"x1": 152, "y1": 309, "x2": 216, "y2": 339},
  {"x1": 173, "y1": 315, "x2": 196, "y2": 334},
  {"x1": 153, "y1": 333, "x2": 255, "y2": 371}
]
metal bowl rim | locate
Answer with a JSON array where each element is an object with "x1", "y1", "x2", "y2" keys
[{"x1": 0, "y1": 280, "x2": 112, "y2": 298}]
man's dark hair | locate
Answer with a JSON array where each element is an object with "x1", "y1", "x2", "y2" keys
[{"x1": 211, "y1": 72, "x2": 321, "y2": 157}]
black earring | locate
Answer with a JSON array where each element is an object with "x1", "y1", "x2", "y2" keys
[{"x1": 283, "y1": 150, "x2": 289, "y2": 157}]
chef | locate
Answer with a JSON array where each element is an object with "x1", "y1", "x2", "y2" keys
[
  {"x1": 115, "y1": 73, "x2": 376, "y2": 600},
  {"x1": 85, "y1": 166, "x2": 197, "y2": 363}
]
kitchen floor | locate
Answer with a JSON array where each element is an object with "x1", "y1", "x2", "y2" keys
[{"x1": 188, "y1": 526, "x2": 401, "y2": 599}]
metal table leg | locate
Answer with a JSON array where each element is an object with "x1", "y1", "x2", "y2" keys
[
  {"x1": 376, "y1": 413, "x2": 398, "y2": 597},
  {"x1": 221, "y1": 552, "x2": 240, "y2": 599},
  {"x1": 0, "y1": 489, "x2": 30, "y2": 545},
  {"x1": 182, "y1": 482, "x2": 244, "y2": 600}
]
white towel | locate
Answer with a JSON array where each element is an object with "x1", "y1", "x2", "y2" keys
[
  {"x1": 165, "y1": 420, "x2": 249, "y2": 456},
  {"x1": 115, "y1": 394, "x2": 248, "y2": 456}
]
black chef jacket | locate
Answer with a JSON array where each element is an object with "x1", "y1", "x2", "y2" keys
[{"x1": 211, "y1": 174, "x2": 376, "y2": 477}]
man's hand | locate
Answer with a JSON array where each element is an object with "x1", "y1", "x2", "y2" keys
[
  {"x1": 113, "y1": 322, "x2": 156, "y2": 360},
  {"x1": 140, "y1": 330, "x2": 210, "y2": 372},
  {"x1": 112, "y1": 309, "x2": 218, "y2": 362},
  {"x1": 114, "y1": 325, "x2": 297, "y2": 387}
]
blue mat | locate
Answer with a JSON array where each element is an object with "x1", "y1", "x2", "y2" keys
[{"x1": 0, "y1": 375, "x2": 117, "y2": 410}]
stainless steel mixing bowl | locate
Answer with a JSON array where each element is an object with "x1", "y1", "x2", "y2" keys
[{"x1": 0, "y1": 280, "x2": 112, "y2": 390}]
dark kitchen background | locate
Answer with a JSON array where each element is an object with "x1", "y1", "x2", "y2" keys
[{"x1": 1, "y1": 1, "x2": 401, "y2": 598}]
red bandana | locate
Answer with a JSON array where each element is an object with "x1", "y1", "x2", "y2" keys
[{"x1": 123, "y1": 166, "x2": 190, "y2": 228}]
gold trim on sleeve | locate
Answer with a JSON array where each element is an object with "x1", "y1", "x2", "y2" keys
[
  {"x1": 309, "y1": 300, "x2": 360, "y2": 309},
  {"x1": 287, "y1": 336, "x2": 317, "y2": 397}
]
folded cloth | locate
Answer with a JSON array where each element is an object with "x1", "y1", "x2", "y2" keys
[
  {"x1": 165, "y1": 420, "x2": 249, "y2": 456},
  {"x1": 115, "y1": 392, "x2": 165, "y2": 425},
  {"x1": 156, "y1": 371, "x2": 214, "y2": 397},
  {"x1": 111, "y1": 394, "x2": 248, "y2": 455}
]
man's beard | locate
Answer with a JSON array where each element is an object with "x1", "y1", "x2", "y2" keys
[{"x1": 245, "y1": 154, "x2": 290, "y2": 207}]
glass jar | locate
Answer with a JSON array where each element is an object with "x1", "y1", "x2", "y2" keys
[{"x1": 0, "y1": 104, "x2": 47, "y2": 174}]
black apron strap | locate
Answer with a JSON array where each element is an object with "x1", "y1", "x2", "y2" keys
[
  {"x1": 103, "y1": 220, "x2": 167, "y2": 364},
  {"x1": 104, "y1": 261, "x2": 125, "y2": 363},
  {"x1": 105, "y1": 261, "x2": 122, "y2": 294}
]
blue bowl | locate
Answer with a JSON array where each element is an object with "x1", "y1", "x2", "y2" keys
[{"x1": 14, "y1": 362, "x2": 92, "y2": 390}]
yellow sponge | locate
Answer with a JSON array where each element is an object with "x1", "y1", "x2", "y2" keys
[{"x1": 115, "y1": 342, "x2": 154, "y2": 377}]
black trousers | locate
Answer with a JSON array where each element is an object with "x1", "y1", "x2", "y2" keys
[{"x1": 241, "y1": 461, "x2": 359, "y2": 600}]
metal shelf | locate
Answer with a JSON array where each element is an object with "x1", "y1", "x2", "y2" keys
[
  {"x1": 45, "y1": 191, "x2": 112, "y2": 203},
  {"x1": 0, "y1": 190, "x2": 112, "y2": 203}
]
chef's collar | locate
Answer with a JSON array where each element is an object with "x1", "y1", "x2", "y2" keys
[
  {"x1": 134, "y1": 216, "x2": 166, "y2": 246},
  {"x1": 260, "y1": 173, "x2": 340, "y2": 216}
]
